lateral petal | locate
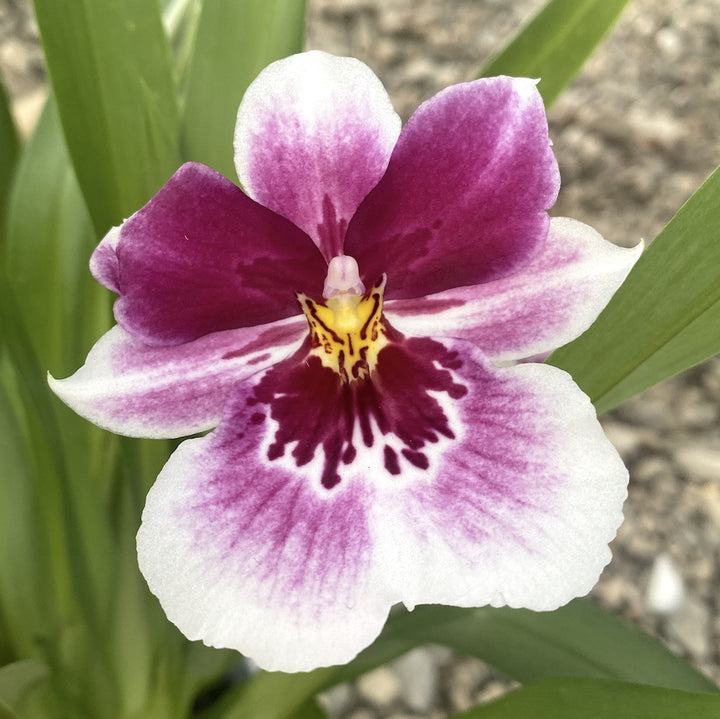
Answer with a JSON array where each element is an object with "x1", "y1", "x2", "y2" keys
[
  {"x1": 385, "y1": 217, "x2": 642, "y2": 362},
  {"x1": 346, "y1": 76, "x2": 559, "y2": 299},
  {"x1": 234, "y1": 51, "x2": 401, "y2": 260},
  {"x1": 104, "y1": 162, "x2": 326, "y2": 346},
  {"x1": 48, "y1": 318, "x2": 305, "y2": 438},
  {"x1": 372, "y1": 338, "x2": 627, "y2": 612}
]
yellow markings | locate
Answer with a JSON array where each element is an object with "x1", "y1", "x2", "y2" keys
[{"x1": 300, "y1": 276, "x2": 388, "y2": 382}]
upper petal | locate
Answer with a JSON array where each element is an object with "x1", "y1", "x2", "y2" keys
[
  {"x1": 385, "y1": 217, "x2": 643, "y2": 362},
  {"x1": 234, "y1": 51, "x2": 402, "y2": 260},
  {"x1": 345, "y1": 76, "x2": 560, "y2": 299},
  {"x1": 48, "y1": 318, "x2": 305, "y2": 438},
  {"x1": 102, "y1": 162, "x2": 327, "y2": 346}
]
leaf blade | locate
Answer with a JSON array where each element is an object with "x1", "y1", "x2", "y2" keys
[
  {"x1": 455, "y1": 678, "x2": 720, "y2": 719},
  {"x1": 201, "y1": 599, "x2": 715, "y2": 719},
  {"x1": 480, "y1": 0, "x2": 632, "y2": 107},
  {"x1": 181, "y1": 0, "x2": 306, "y2": 179},
  {"x1": 550, "y1": 165, "x2": 720, "y2": 413},
  {"x1": 0, "y1": 76, "x2": 19, "y2": 230},
  {"x1": 31, "y1": 0, "x2": 180, "y2": 232},
  {"x1": 397, "y1": 601, "x2": 716, "y2": 692}
]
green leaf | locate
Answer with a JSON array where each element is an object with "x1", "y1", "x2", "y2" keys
[
  {"x1": 0, "y1": 76, "x2": 19, "y2": 230},
  {"x1": 550, "y1": 165, "x2": 720, "y2": 413},
  {"x1": 0, "y1": 378, "x2": 52, "y2": 659},
  {"x1": 454, "y1": 678, "x2": 720, "y2": 719},
  {"x1": 392, "y1": 601, "x2": 717, "y2": 692},
  {"x1": 198, "y1": 668, "x2": 337, "y2": 719},
  {"x1": 0, "y1": 659, "x2": 48, "y2": 710},
  {"x1": 480, "y1": 0, "x2": 632, "y2": 107},
  {"x1": 181, "y1": 0, "x2": 306, "y2": 179},
  {"x1": 32, "y1": 0, "x2": 180, "y2": 233},
  {"x1": 0, "y1": 280, "x2": 101, "y2": 633},
  {"x1": 4, "y1": 97, "x2": 106, "y2": 376},
  {"x1": 200, "y1": 599, "x2": 715, "y2": 719},
  {"x1": 287, "y1": 698, "x2": 327, "y2": 719},
  {"x1": 0, "y1": 702, "x2": 19, "y2": 719}
]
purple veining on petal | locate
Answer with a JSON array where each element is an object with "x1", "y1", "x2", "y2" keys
[
  {"x1": 49, "y1": 319, "x2": 306, "y2": 439},
  {"x1": 137, "y1": 422, "x2": 391, "y2": 672},
  {"x1": 316, "y1": 195, "x2": 348, "y2": 261},
  {"x1": 110, "y1": 162, "x2": 327, "y2": 346},
  {"x1": 177, "y1": 393, "x2": 378, "y2": 609},
  {"x1": 235, "y1": 52, "x2": 401, "y2": 261},
  {"x1": 247, "y1": 329, "x2": 467, "y2": 490},
  {"x1": 370, "y1": 340, "x2": 628, "y2": 613},
  {"x1": 346, "y1": 76, "x2": 559, "y2": 299},
  {"x1": 385, "y1": 296, "x2": 467, "y2": 316},
  {"x1": 220, "y1": 320, "x2": 306, "y2": 361}
]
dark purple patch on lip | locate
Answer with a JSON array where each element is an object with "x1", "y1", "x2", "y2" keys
[
  {"x1": 250, "y1": 327, "x2": 468, "y2": 490},
  {"x1": 384, "y1": 446, "x2": 400, "y2": 475}
]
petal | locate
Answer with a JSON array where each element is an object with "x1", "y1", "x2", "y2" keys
[
  {"x1": 48, "y1": 318, "x2": 305, "y2": 438},
  {"x1": 106, "y1": 162, "x2": 327, "y2": 346},
  {"x1": 137, "y1": 331, "x2": 625, "y2": 671},
  {"x1": 137, "y1": 381, "x2": 393, "y2": 672},
  {"x1": 385, "y1": 217, "x2": 643, "y2": 362},
  {"x1": 372, "y1": 338, "x2": 627, "y2": 612},
  {"x1": 346, "y1": 76, "x2": 560, "y2": 299},
  {"x1": 234, "y1": 51, "x2": 401, "y2": 260},
  {"x1": 90, "y1": 223, "x2": 121, "y2": 293}
]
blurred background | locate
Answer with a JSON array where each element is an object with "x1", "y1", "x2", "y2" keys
[{"x1": 1, "y1": 0, "x2": 719, "y2": 716}]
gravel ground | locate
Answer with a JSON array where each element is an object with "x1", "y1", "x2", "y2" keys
[{"x1": 2, "y1": 0, "x2": 720, "y2": 717}]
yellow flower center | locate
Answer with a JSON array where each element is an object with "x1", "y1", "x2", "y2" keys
[{"x1": 300, "y1": 275, "x2": 387, "y2": 383}]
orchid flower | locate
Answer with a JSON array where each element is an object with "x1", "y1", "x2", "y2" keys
[{"x1": 50, "y1": 51, "x2": 641, "y2": 673}]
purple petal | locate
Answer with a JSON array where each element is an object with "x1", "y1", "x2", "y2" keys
[
  {"x1": 234, "y1": 51, "x2": 401, "y2": 260},
  {"x1": 345, "y1": 76, "x2": 560, "y2": 299},
  {"x1": 371, "y1": 338, "x2": 627, "y2": 611},
  {"x1": 90, "y1": 224, "x2": 121, "y2": 293},
  {"x1": 385, "y1": 218, "x2": 643, "y2": 361},
  {"x1": 137, "y1": 386, "x2": 394, "y2": 672},
  {"x1": 103, "y1": 162, "x2": 327, "y2": 346},
  {"x1": 48, "y1": 318, "x2": 305, "y2": 438},
  {"x1": 137, "y1": 329, "x2": 625, "y2": 670}
]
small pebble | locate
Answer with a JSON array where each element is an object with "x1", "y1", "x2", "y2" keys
[
  {"x1": 356, "y1": 666, "x2": 403, "y2": 708},
  {"x1": 646, "y1": 554, "x2": 685, "y2": 614}
]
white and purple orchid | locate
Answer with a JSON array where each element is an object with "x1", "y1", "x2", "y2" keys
[{"x1": 50, "y1": 51, "x2": 641, "y2": 673}]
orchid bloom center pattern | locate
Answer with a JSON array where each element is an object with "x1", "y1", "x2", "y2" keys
[
  {"x1": 260, "y1": 257, "x2": 468, "y2": 490},
  {"x1": 302, "y1": 255, "x2": 386, "y2": 381}
]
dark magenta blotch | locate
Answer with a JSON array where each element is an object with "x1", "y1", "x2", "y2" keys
[
  {"x1": 250, "y1": 330, "x2": 467, "y2": 489},
  {"x1": 345, "y1": 77, "x2": 560, "y2": 300},
  {"x1": 107, "y1": 163, "x2": 327, "y2": 346}
]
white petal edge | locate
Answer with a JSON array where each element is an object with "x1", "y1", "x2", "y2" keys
[
  {"x1": 234, "y1": 50, "x2": 401, "y2": 258},
  {"x1": 369, "y1": 341, "x2": 628, "y2": 612},
  {"x1": 137, "y1": 425, "x2": 395, "y2": 672},
  {"x1": 48, "y1": 317, "x2": 306, "y2": 438}
]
